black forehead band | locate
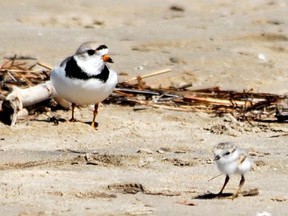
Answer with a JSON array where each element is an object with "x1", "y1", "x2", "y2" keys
[{"x1": 96, "y1": 45, "x2": 108, "y2": 51}]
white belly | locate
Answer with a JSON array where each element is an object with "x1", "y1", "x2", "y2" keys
[
  {"x1": 51, "y1": 67, "x2": 117, "y2": 105},
  {"x1": 216, "y1": 160, "x2": 238, "y2": 175}
]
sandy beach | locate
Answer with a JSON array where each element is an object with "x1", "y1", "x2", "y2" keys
[{"x1": 0, "y1": 1, "x2": 288, "y2": 215}]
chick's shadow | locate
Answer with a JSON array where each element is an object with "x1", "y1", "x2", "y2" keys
[{"x1": 194, "y1": 192, "x2": 233, "y2": 199}]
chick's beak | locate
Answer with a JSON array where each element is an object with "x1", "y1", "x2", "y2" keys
[
  {"x1": 214, "y1": 155, "x2": 220, "y2": 161},
  {"x1": 102, "y1": 54, "x2": 113, "y2": 63}
]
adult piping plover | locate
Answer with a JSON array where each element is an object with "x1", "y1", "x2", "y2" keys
[
  {"x1": 213, "y1": 142, "x2": 252, "y2": 199},
  {"x1": 50, "y1": 42, "x2": 118, "y2": 127}
]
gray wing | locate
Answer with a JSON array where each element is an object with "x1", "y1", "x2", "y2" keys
[{"x1": 60, "y1": 56, "x2": 73, "y2": 67}]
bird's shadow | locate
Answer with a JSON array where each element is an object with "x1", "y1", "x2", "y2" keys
[
  {"x1": 194, "y1": 192, "x2": 233, "y2": 200},
  {"x1": 29, "y1": 116, "x2": 65, "y2": 124},
  {"x1": 194, "y1": 188, "x2": 259, "y2": 200},
  {"x1": 32, "y1": 116, "x2": 99, "y2": 128}
]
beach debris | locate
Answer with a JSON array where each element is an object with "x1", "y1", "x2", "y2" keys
[{"x1": 0, "y1": 56, "x2": 286, "y2": 126}]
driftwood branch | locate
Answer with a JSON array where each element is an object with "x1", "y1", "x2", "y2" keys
[
  {"x1": 7, "y1": 81, "x2": 55, "y2": 107},
  {"x1": 0, "y1": 81, "x2": 71, "y2": 126},
  {"x1": 0, "y1": 81, "x2": 56, "y2": 125}
]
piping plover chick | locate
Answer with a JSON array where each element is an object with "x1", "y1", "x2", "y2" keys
[
  {"x1": 50, "y1": 42, "x2": 118, "y2": 128},
  {"x1": 213, "y1": 142, "x2": 252, "y2": 199}
]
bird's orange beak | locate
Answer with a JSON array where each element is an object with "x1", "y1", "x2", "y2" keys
[{"x1": 102, "y1": 54, "x2": 113, "y2": 63}]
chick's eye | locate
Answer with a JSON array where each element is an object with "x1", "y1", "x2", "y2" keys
[
  {"x1": 224, "y1": 151, "x2": 231, "y2": 156},
  {"x1": 87, "y1": 49, "x2": 95, "y2": 55}
]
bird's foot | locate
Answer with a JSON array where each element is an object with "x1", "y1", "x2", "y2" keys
[
  {"x1": 90, "y1": 121, "x2": 98, "y2": 129},
  {"x1": 68, "y1": 117, "x2": 77, "y2": 123},
  {"x1": 230, "y1": 193, "x2": 239, "y2": 200}
]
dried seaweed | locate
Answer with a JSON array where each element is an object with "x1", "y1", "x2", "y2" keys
[
  {"x1": 0, "y1": 55, "x2": 52, "y2": 98},
  {"x1": 0, "y1": 56, "x2": 286, "y2": 123},
  {"x1": 112, "y1": 80, "x2": 283, "y2": 122}
]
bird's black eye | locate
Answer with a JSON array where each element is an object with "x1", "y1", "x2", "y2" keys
[
  {"x1": 224, "y1": 151, "x2": 231, "y2": 156},
  {"x1": 87, "y1": 49, "x2": 95, "y2": 55}
]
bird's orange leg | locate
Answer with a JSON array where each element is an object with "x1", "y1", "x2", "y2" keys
[
  {"x1": 231, "y1": 175, "x2": 245, "y2": 200},
  {"x1": 91, "y1": 103, "x2": 99, "y2": 128},
  {"x1": 69, "y1": 103, "x2": 77, "y2": 122}
]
